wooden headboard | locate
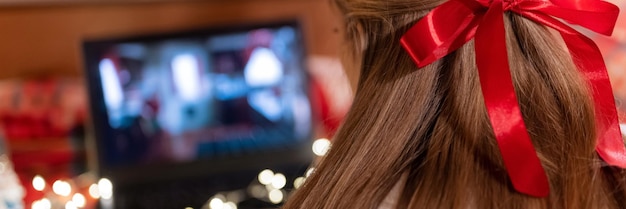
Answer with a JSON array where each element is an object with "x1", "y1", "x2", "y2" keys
[{"x1": 0, "y1": 0, "x2": 342, "y2": 78}]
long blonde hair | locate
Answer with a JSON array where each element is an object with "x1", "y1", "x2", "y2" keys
[{"x1": 283, "y1": 0, "x2": 626, "y2": 208}]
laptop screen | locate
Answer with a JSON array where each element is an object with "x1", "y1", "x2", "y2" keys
[{"x1": 83, "y1": 22, "x2": 313, "y2": 171}]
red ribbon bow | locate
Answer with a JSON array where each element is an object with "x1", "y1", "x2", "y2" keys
[{"x1": 401, "y1": 0, "x2": 626, "y2": 197}]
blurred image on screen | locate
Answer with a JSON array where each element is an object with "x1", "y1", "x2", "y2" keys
[{"x1": 86, "y1": 25, "x2": 312, "y2": 167}]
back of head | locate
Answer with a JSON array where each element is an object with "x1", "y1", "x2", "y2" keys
[{"x1": 283, "y1": 0, "x2": 626, "y2": 208}]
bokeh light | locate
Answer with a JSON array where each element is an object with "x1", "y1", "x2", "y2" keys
[
  {"x1": 312, "y1": 138, "x2": 331, "y2": 156},
  {"x1": 293, "y1": 177, "x2": 306, "y2": 189},
  {"x1": 52, "y1": 180, "x2": 72, "y2": 196},
  {"x1": 98, "y1": 178, "x2": 113, "y2": 200},
  {"x1": 271, "y1": 173, "x2": 286, "y2": 189},
  {"x1": 72, "y1": 193, "x2": 86, "y2": 208},
  {"x1": 268, "y1": 189, "x2": 283, "y2": 204},
  {"x1": 257, "y1": 169, "x2": 274, "y2": 185},
  {"x1": 32, "y1": 175, "x2": 46, "y2": 191},
  {"x1": 88, "y1": 183, "x2": 100, "y2": 199}
]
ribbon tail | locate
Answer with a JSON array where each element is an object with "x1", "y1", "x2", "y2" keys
[
  {"x1": 560, "y1": 31, "x2": 626, "y2": 167},
  {"x1": 474, "y1": 2, "x2": 549, "y2": 197},
  {"x1": 515, "y1": 11, "x2": 626, "y2": 167}
]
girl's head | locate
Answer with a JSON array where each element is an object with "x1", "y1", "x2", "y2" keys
[{"x1": 284, "y1": 0, "x2": 626, "y2": 208}]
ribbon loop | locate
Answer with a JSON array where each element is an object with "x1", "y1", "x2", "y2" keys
[
  {"x1": 400, "y1": 0, "x2": 482, "y2": 67},
  {"x1": 515, "y1": 0, "x2": 619, "y2": 35},
  {"x1": 401, "y1": 0, "x2": 626, "y2": 197}
]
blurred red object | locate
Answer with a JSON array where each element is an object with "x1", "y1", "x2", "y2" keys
[
  {"x1": 0, "y1": 77, "x2": 89, "y2": 208},
  {"x1": 308, "y1": 56, "x2": 353, "y2": 138},
  {"x1": 0, "y1": 78, "x2": 86, "y2": 139}
]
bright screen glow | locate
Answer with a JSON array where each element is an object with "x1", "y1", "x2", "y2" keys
[
  {"x1": 171, "y1": 54, "x2": 202, "y2": 102},
  {"x1": 244, "y1": 48, "x2": 283, "y2": 87},
  {"x1": 99, "y1": 59, "x2": 124, "y2": 110}
]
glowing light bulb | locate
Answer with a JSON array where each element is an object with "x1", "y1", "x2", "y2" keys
[
  {"x1": 88, "y1": 184, "x2": 100, "y2": 198},
  {"x1": 257, "y1": 169, "x2": 274, "y2": 185},
  {"x1": 65, "y1": 201, "x2": 77, "y2": 209},
  {"x1": 271, "y1": 173, "x2": 287, "y2": 189},
  {"x1": 209, "y1": 198, "x2": 223, "y2": 209},
  {"x1": 32, "y1": 175, "x2": 46, "y2": 191},
  {"x1": 268, "y1": 189, "x2": 283, "y2": 204},
  {"x1": 72, "y1": 193, "x2": 86, "y2": 208},
  {"x1": 31, "y1": 198, "x2": 51, "y2": 209},
  {"x1": 312, "y1": 138, "x2": 331, "y2": 156},
  {"x1": 98, "y1": 178, "x2": 113, "y2": 200},
  {"x1": 31, "y1": 201, "x2": 41, "y2": 209},
  {"x1": 293, "y1": 177, "x2": 306, "y2": 189},
  {"x1": 39, "y1": 199, "x2": 51, "y2": 209},
  {"x1": 52, "y1": 180, "x2": 72, "y2": 196}
]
